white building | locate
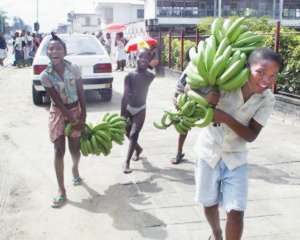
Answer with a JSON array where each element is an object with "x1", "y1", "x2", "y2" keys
[
  {"x1": 67, "y1": 12, "x2": 102, "y2": 34},
  {"x1": 144, "y1": 0, "x2": 300, "y2": 32},
  {"x1": 95, "y1": 0, "x2": 144, "y2": 25}
]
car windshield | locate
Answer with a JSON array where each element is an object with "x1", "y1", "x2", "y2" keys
[{"x1": 40, "y1": 35, "x2": 105, "y2": 56}]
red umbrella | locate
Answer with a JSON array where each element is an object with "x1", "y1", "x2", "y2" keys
[
  {"x1": 104, "y1": 23, "x2": 126, "y2": 33},
  {"x1": 125, "y1": 36, "x2": 158, "y2": 52}
]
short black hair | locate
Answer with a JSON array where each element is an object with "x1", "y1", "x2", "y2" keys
[
  {"x1": 48, "y1": 32, "x2": 67, "y2": 54},
  {"x1": 248, "y1": 47, "x2": 283, "y2": 71}
]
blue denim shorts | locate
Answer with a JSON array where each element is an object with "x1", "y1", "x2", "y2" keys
[{"x1": 195, "y1": 160, "x2": 248, "y2": 212}]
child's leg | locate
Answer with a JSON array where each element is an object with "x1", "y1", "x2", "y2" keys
[
  {"x1": 204, "y1": 205, "x2": 223, "y2": 240},
  {"x1": 172, "y1": 133, "x2": 188, "y2": 164},
  {"x1": 68, "y1": 137, "x2": 81, "y2": 180},
  {"x1": 222, "y1": 164, "x2": 248, "y2": 240},
  {"x1": 124, "y1": 114, "x2": 142, "y2": 158},
  {"x1": 225, "y1": 210, "x2": 244, "y2": 240},
  {"x1": 123, "y1": 109, "x2": 146, "y2": 173},
  {"x1": 195, "y1": 159, "x2": 223, "y2": 239},
  {"x1": 53, "y1": 136, "x2": 66, "y2": 196}
]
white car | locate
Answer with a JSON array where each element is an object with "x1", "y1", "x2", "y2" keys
[{"x1": 32, "y1": 33, "x2": 113, "y2": 105}]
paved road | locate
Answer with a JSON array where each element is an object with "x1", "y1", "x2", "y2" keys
[{"x1": 0, "y1": 66, "x2": 299, "y2": 240}]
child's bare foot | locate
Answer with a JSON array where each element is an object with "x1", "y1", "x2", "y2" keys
[
  {"x1": 132, "y1": 147, "x2": 143, "y2": 161},
  {"x1": 123, "y1": 163, "x2": 132, "y2": 174}
]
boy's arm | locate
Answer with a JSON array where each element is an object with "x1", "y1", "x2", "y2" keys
[
  {"x1": 76, "y1": 77, "x2": 86, "y2": 123},
  {"x1": 214, "y1": 109, "x2": 262, "y2": 142}
]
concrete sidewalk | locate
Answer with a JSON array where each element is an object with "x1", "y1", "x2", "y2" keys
[{"x1": 0, "y1": 68, "x2": 299, "y2": 240}]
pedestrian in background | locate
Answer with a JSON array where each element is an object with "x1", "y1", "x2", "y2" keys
[
  {"x1": 0, "y1": 32, "x2": 8, "y2": 66},
  {"x1": 105, "y1": 32, "x2": 112, "y2": 55},
  {"x1": 40, "y1": 33, "x2": 86, "y2": 208},
  {"x1": 115, "y1": 32, "x2": 127, "y2": 71},
  {"x1": 13, "y1": 32, "x2": 24, "y2": 67}
]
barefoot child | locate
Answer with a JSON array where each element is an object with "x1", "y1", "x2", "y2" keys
[
  {"x1": 40, "y1": 33, "x2": 86, "y2": 208},
  {"x1": 121, "y1": 48, "x2": 155, "y2": 173},
  {"x1": 194, "y1": 48, "x2": 282, "y2": 240}
]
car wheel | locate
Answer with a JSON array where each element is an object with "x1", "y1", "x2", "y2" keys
[
  {"x1": 32, "y1": 84, "x2": 44, "y2": 105},
  {"x1": 101, "y1": 88, "x2": 112, "y2": 102}
]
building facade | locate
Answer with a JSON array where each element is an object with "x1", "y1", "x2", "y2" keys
[
  {"x1": 95, "y1": 0, "x2": 144, "y2": 26},
  {"x1": 67, "y1": 12, "x2": 102, "y2": 34},
  {"x1": 144, "y1": 0, "x2": 300, "y2": 32}
]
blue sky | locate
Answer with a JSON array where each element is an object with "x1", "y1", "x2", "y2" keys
[{"x1": 0, "y1": 0, "x2": 96, "y2": 32}]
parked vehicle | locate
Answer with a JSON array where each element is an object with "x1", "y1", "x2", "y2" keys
[{"x1": 32, "y1": 33, "x2": 113, "y2": 105}]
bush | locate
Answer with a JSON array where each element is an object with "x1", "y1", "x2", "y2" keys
[{"x1": 162, "y1": 36, "x2": 196, "y2": 70}]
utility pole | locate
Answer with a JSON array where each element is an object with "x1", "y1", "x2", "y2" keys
[
  {"x1": 279, "y1": 0, "x2": 284, "y2": 22},
  {"x1": 218, "y1": 0, "x2": 222, "y2": 17}
]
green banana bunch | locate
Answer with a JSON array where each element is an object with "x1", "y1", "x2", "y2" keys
[
  {"x1": 184, "y1": 17, "x2": 264, "y2": 92},
  {"x1": 154, "y1": 92, "x2": 215, "y2": 133},
  {"x1": 79, "y1": 113, "x2": 127, "y2": 157}
]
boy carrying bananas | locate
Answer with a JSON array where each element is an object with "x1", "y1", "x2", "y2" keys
[
  {"x1": 121, "y1": 48, "x2": 155, "y2": 174},
  {"x1": 194, "y1": 48, "x2": 282, "y2": 240},
  {"x1": 40, "y1": 33, "x2": 86, "y2": 208}
]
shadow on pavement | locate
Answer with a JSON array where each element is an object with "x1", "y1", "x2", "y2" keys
[
  {"x1": 249, "y1": 163, "x2": 300, "y2": 185},
  {"x1": 137, "y1": 159, "x2": 195, "y2": 185},
  {"x1": 68, "y1": 182, "x2": 168, "y2": 239}
]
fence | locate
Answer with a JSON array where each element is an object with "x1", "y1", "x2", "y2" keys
[{"x1": 155, "y1": 21, "x2": 300, "y2": 98}]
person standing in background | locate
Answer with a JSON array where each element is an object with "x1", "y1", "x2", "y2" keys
[
  {"x1": 0, "y1": 32, "x2": 8, "y2": 66},
  {"x1": 115, "y1": 32, "x2": 127, "y2": 71},
  {"x1": 105, "y1": 32, "x2": 112, "y2": 55}
]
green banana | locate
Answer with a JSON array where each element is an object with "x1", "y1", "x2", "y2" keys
[
  {"x1": 85, "y1": 139, "x2": 93, "y2": 154},
  {"x1": 177, "y1": 94, "x2": 186, "y2": 109},
  {"x1": 197, "y1": 41, "x2": 209, "y2": 82},
  {"x1": 181, "y1": 101, "x2": 196, "y2": 117},
  {"x1": 64, "y1": 123, "x2": 72, "y2": 137},
  {"x1": 153, "y1": 122, "x2": 167, "y2": 130},
  {"x1": 220, "y1": 68, "x2": 250, "y2": 91},
  {"x1": 204, "y1": 35, "x2": 216, "y2": 71},
  {"x1": 186, "y1": 74, "x2": 208, "y2": 90},
  {"x1": 208, "y1": 55, "x2": 225, "y2": 86},
  {"x1": 95, "y1": 130, "x2": 112, "y2": 142},
  {"x1": 94, "y1": 134, "x2": 110, "y2": 154},
  {"x1": 217, "y1": 53, "x2": 247, "y2": 85},
  {"x1": 161, "y1": 112, "x2": 172, "y2": 127},
  {"x1": 226, "y1": 17, "x2": 246, "y2": 40},
  {"x1": 222, "y1": 18, "x2": 233, "y2": 34},
  {"x1": 109, "y1": 116, "x2": 126, "y2": 125},
  {"x1": 187, "y1": 90, "x2": 209, "y2": 107},
  {"x1": 232, "y1": 46, "x2": 257, "y2": 54},
  {"x1": 235, "y1": 31, "x2": 255, "y2": 42},
  {"x1": 233, "y1": 35, "x2": 264, "y2": 48},
  {"x1": 105, "y1": 113, "x2": 119, "y2": 123},
  {"x1": 91, "y1": 135, "x2": 101, "y2": 155},
  {"x1": 194, "y1": 107, "x2": 214, "y2": 128},
  {"x1": 102, "y1": 113, "x2": 110, "y2": 121},
  {"x1": 178, "y1": 121, "x2": 190, "y2": 132},
  {"x1": 214, "y1": 37, "x2": 230, "y2": 60},
  {"x1": 80, "y1": 138, "x2": 88, "y2": 156},
  {"x1": 174, "y1": 122, "x2": 187, "y2": 134},
  {"x1": 226, "y1": 50, "x2": 241, "y2": 67},
  {"x1": 93, "y1": 122, "x2": 110, "y2": 131},
  {"x1": 229, "y1": 24, "x2": 248, "y2": 43},
  {"x1": 211, "y1": 18, "x2": 224, "y2": 43}
]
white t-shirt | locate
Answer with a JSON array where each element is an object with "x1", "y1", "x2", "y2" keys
[{"x1": 194, "y1": 88, "x2": 275, "y2": 170}]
